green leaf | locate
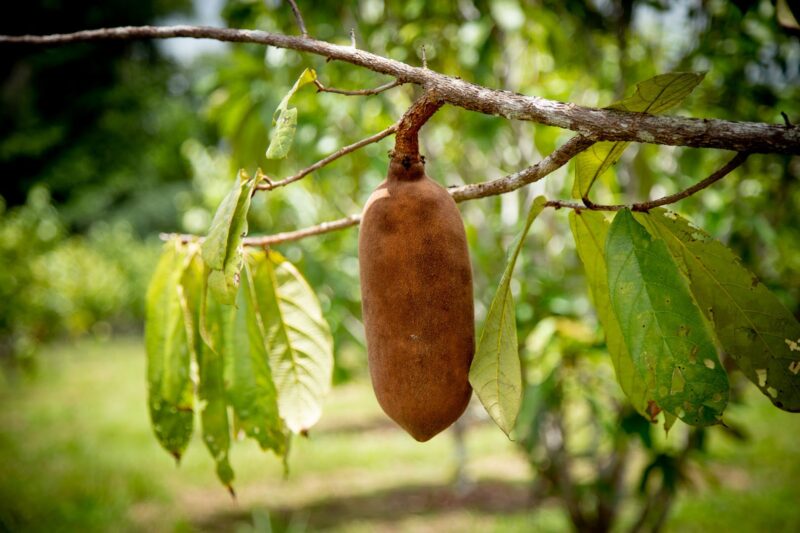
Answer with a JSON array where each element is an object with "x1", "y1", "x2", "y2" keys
[
  {"x1": 572, "y1": 72, "x2": 705, "y2": 199},
  {"x1": 196, "y1": 274, "x2": 235, "y2": 488},
  {"x1": 265, "y1": 107, "x2": 298, "y2": 160},
  {"x1": 608, "y1": 72, "x2": 707, "y2": 114},
  {"x1": 266, "y1": 68, "x2": 317, "y2": 160},
  {"x1": 250, "y1": 250, "x2": 334, "y2": 434},
  {"x1": 227, "y1": 259, "x2": 287, "y2": 455},
  {"x1": 201, "y1": 169, "x2": 260, "y2": 305},
  {"x1": 635, "y1": 209, "x2": 800, "y2": 412},
  {"x1": 606, "y1": 210, "x2": 728, "y2": 426},
  {"x1": 470, "y1": 196, "x2": 547, "y2": 437},
  {"x1": 144, "y1": 239, "x2": 196, "y2": 460},
  {"x1": 569, "y1": 210, "x2": 651, "y2": 418}
]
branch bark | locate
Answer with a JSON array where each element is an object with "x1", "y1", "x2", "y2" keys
[{"x1": 3, "y1": 25, "x2": 798, "y2": 154}]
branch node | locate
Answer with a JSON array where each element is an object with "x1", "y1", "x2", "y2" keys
[{"x1": 781, "y1": 111, "x2": 793, "y2": 128}]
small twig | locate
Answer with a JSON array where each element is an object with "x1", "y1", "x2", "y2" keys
[
  {"x1": 630, "y1": 151, "x2": 749, "y2": 211},
  {"x1": 164, "y1": 215, "x2": 363, "y2": 246},
  {"x1": 350, "y1": 28, "x2": 356, "y2": 48},
  {"x1": 782, "y1": 112, "x2": 792, "y2": 127},
  {"x1": 313, "y1": 79, "x2": 402, "y2": 96},
  {"x1": 256, "y1": 124, "x2": 398, "y2": 191},
  {"x1": 244, "y1": 214, "x2": 361, "y2": 246},
  {"x1": 421, "y1": 45, "x2": 427, "y2": 69},
  {"x1": 546, "y1": 152, "x2": 749, "y2": 212},
  {"x1": 285, "y1": 0, "x2": 308, "y2": 38}
]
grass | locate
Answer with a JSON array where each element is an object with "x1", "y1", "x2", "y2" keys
[{"x1": 0, "y1": 336, "x2": 799, "y2": 532}]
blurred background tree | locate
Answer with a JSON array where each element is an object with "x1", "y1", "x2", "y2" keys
[{"x1": 1, "y1": 1, "x2": 798, "y2": 531}]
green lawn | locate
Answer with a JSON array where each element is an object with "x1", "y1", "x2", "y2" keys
[{"x1": 1, "y1": 337, "x2": 798, "y2": 532}]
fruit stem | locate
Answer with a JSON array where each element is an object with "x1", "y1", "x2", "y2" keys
[{"x1": 393, "y1": 91, "x2": 444, "y2": 159}]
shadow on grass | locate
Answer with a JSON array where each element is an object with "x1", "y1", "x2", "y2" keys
[{"x1": 197, "y1": 479, "x2": 536, "y2": 531}]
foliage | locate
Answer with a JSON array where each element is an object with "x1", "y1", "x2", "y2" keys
[
  {"x1": 0, "y1": 0, "x2": 197, "y2": 232},
  {"x1": 3, "y1": 1, "x2": 800, "y2": 531},
  {"x1": 0, "y1": 189, "x2": 159, "y2": 363},
  {"x1": 146, "y1": 232, "x2": 333, "y2": 486}
]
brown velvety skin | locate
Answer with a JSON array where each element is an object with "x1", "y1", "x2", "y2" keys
[{"x1": 359, "y1": 156, "x2": 475, "y2": 442}]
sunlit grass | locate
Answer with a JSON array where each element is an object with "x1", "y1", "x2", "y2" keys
[{"x1": 1, "y1": 337, "x2": 799, "y2": 532}]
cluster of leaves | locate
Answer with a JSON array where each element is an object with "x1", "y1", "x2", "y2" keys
[
  {"x1": 469, "y1": 73, "x2": 800, "y2": 437},
  {"x1": 145, "y1": 170, "x2": 334, "y2": 491}
]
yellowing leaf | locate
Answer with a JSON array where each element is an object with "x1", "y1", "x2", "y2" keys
[
  {"x1": 470, "y1": 196, "x2": 547, "y2": 437},
  {"x1": 201, "y1": 170, "x2": 260, "y2": 305},
  {"x1": 266, "y1": 68, "x2": 317, "y2": 159},
  {"x1": 227, "y1": 260, "x2": 287, "y2": 455},
  {"x1": 636, "y1": 209, "x2": 800, "y2": 412},
  {"x1": 144, "y1": 239, "x2": 196, "y2": 460},
  {"x1": 250, "y1": 250, "x2": 334, "y2": 434},
  {"x1": 569, "y1": 210, "x2": 650, "y2": 418}
]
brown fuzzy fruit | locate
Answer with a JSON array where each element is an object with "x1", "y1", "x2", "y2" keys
[{"x1": 358, "y1": 155, "x2": 475, "y2": 442}]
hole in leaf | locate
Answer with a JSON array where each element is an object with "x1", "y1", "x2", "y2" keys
[
  {"x1": 767, "y1": 387, "x2": 778, "y2": 398},
  {"x1": 703, "y1": 359, "x2": 716, "y2": 369},
  {"x1": 756, "y1": 368, "x2": 767, "y2": 387}
]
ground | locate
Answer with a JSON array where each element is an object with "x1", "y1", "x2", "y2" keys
[{"x1": 1, "y1": 337, "x2": 799, "y2": 532}]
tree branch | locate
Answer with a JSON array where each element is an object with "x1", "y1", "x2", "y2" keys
[
  {"x1": 244, "y1": 214, "x2": 361, "y2": 246},
  {"x1": 256, "y1": 124, "x2": 397, "y2": 191},
  {"x1": 545, "y1": 151, "x2": 749, "y2": 212},
  {"x1": 313, "y1": 79, "x2": 402, "y2": 96},
  {"x1": 2, "y1": 25, "x2": 797, "y2": 154},
  {"x1": 285, "y1": 0, "x2": 308, "y2": 38},
  {"x1": 450, "y1": 135, "x2": 595, "y2": 202}
]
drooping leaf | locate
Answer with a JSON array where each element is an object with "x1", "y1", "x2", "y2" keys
[
  {"x1": 635, "y1": 209, "x2": 800, "y2": 412},
  {"x1": 572, "y1": 72, "x2": 705, "y2": 199},
  {"x1": 144, "y1": 239, "x2": 196, "y2": 460},
  {"x1": 266, "y1": 68, "x2": 317, "y2": 159},
  {"x1": 196, "y1": 273, "x2": 235, "y2": 488},
  {"x1": 249, "y1": 250, "x2": 334, "y2": 434},
  {"x1": 606, "y1": 210, "x2": 729, "y2": 426},
  {"x1": 202, "y1": 169, "x2": 260, "y2": 305},
  {"x1": 569, "y1": 210, "x2": 651, "y2": 418},
  {"x1": 470, "y1": 196, "x2": 547, "y2": 437},
  {"x1": 227, "y1": 260, "x2": 287, "y2": 455}
]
